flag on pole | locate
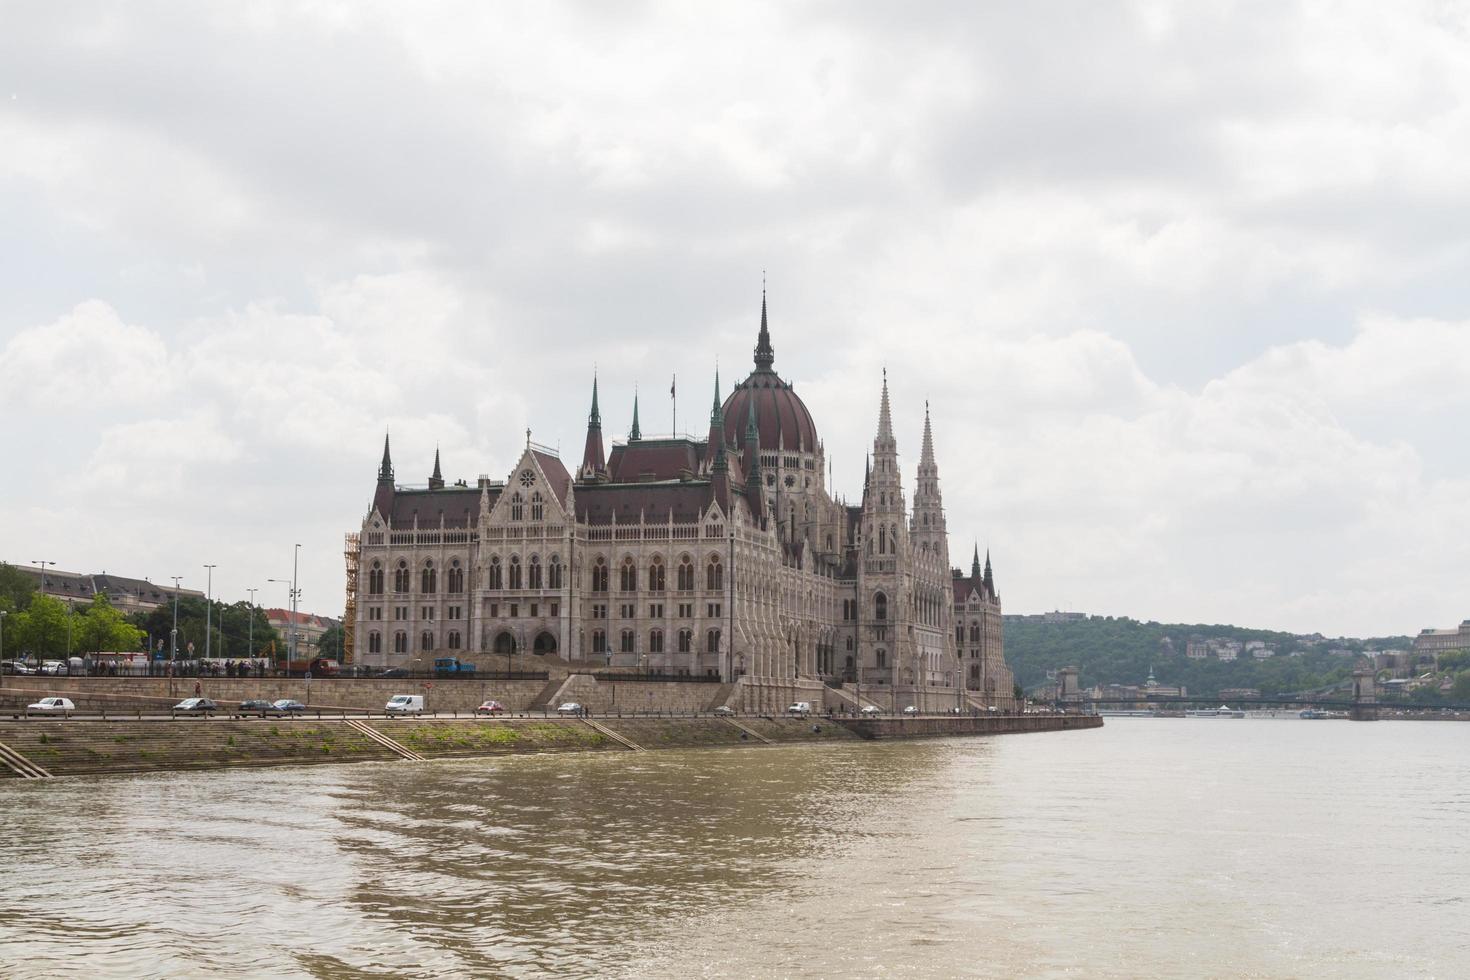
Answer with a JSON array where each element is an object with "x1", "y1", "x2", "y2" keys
[{"x1": 670, "y1": 376, "x2": 676, "y2": 398}]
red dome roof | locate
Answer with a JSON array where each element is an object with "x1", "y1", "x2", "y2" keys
[
  {"x1": 717, "y1": 288, "x2": 819, "y2": 453},
  {"x1": 722, "y1": 371, "x2": 819, "y2": 452}
]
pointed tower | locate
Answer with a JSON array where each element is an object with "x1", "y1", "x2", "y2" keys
[
  {"x1": 580, "y1": 373, "x2": 606, "y2": 481},
  {"x1": 983, "y1": 550, "x2": 996, "y2": 599},
  {"x1": 743, "y1": 398, "x2": 764, "y2": 521},
  {"x1": 372, "y1": 431, "x2": 395, "y2": 516},
  {"x1": 705, "y1": 367, "x2": 725, "y2": 471},
  {"x1": 910, "y1": 400, "x2": 948, "y2": 566},
  {"x1": 428, "y1": 447, "x2": 444, "y2": 490},
  {"x1": 971, "y1": 543, "x2": 982, "y2": 580},
  {"x1": 629, "y1": 391, "x2": 642, "y2": 442},
  {"x1": 754, "y1": 286, "x2": 774, "y2": 371}
]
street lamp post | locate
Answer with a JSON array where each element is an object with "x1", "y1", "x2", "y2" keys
[
  {"x1": 169, "y1": 576, "x2": 183, "y2": 671},
  {"x1": 246, "y1": 587, "x2": 259, "y2": 669},
  {"x1": 203, "y1": 564, "x2": 216, "y2": 663},
  {"x1": 291, "y1": 545, "x2": 300, "y2": 664},
  {"x1": 1, "y1": 610, "x2": 8, "y2": 691},
  {"x1": 32, "y1": 560, "x2": 55, "y2": 665}
]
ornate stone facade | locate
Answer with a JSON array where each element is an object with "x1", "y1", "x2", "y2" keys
[{"x1": 347, "y1": 294, "x2": 1015, "y2": 711}]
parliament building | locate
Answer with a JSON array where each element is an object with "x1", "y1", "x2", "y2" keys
[{"x1": 346, "y1": 296, "x2": 1014, "y2": 712}]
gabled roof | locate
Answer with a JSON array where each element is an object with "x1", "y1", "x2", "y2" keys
[
  {"x1": 605, "y1": 438, "x2": 705, "y2": 483},
  {"x1": 532, "y1": 450, "x2": 572, "y2": 503}
]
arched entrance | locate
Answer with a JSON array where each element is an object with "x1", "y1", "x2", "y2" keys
[
  {"x1": 494, "y1": 632, "x2": 516, "y2": 655},
  {"x1": 533, "y1": 631, "x2": 558, "y2": 656}
]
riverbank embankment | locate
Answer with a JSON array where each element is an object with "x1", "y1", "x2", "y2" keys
[{"x1": 0, "y1": 713, "x2": 1100, "y2": 779}]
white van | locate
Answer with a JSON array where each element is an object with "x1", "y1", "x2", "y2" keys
[
  {"x1": 384, "y1": 694, "x2": 424, "y2": 715},
  {"x1": 786, "y1": 701, "x2": 812, "y2": 717}
]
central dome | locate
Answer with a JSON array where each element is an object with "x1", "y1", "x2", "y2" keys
[{"x1": 719, "y1": 292, "x2": 819, "y2": 453}]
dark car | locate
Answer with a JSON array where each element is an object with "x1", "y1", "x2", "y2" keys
[
  {"x1": 380, "y1": 667, "x2": 409, "y2": 678},
  {"x1": 237, "y1": 699, "x2": 275, "y2": 717},
  {"x1": 271, "y1": 699, "x2": 306, "y2": 714}
]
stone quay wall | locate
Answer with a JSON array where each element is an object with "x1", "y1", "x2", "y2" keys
[{"x1": 842, "y1": 713, "x2": 1104, "y2": 739}]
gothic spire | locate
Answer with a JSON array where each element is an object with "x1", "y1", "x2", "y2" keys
[
  {"x1": 581, "y1": 373, "x2": 606, "y2": 478},
  {"x1": 429, "y1": 446, "x2": 444, "y2": 490},
  {"x1": 754, "y1": 284, "x2": 774, "y2": 371},
  {"x1": 920, "y1": 400, "x2": 935, "y2": 469},
  {"x1": 972, "y1": 543, "x2": 982, "y2": 579},
  {"x1": 877, "y1": 370, "x2": 894, "y2": 444},
  {"x1": 630, "y1": 391, "x2": 642, "y2": 441},
  {"x1": 983, "y1": 550, "x2": 995, "y2": 595},
  {"x1": 710, "y1": 367, "x2": 723, "y2": 425},
  {"x1": 377, "y1": 430, "x2": 393, "y2": 483}
]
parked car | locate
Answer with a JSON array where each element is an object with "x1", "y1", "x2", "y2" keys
[
  {"x1": 712, "y1": 705, "x2": 735, "y2": 716},
  {"x1": 173, "y1": 698, "x2": 219, "y2": 713},
  {"x1": 902, "y1": 705, "x2": 919, "y2": 715},
  {"x1": 271, "y1": 699, "x2": 306, "y2": 714},
  {"x1": 27, "y1": 697, "x2": 75, "y2": 713},
  {"x1": 385, "y1": 694, "x2": 424, "y2": 715},
  {"x1": 556, "y1": 702, "x2": 583, "y2": 715},
  {"x1": 786, "y1": 701, "x2": 812, "y2": 717},
  {"x1": 475, "y1": 700, "x2": 506, "y2": 715},
  {"x1": 860, "y1": 704, "x2": 881, "y2": 715},
  {"x1": 237, "y1": 699, "x2": 275, "y2": 716},
  {"x1": 1, "y1": 660, "x2": 34, "y2": 675},
  {"x1": 39, "y1": 660, "x2": 68, "y2": 676},
  {"x1": 380, "y1": 668, "x2": 409, "y2": 678},
  {"x1": 986, "y1": 705, "x2": 999, "y2": 713}
]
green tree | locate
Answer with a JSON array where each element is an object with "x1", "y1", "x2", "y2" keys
[
  {"x1": 315, "y1": 622, "x2": 345, "y2": 662},
  {"x1": 0, "y1": 562, "x2": 35, "y2": 615},
  {"x1": 128, "y1": 597, "x2": 280, "y2": 661},
  {"x1": 7, "y1": 594, "x2": 69, "y2": 662},
  {"x1": 75, "y1": 595, "x2": 146, "y2": 655},
  {"x1": 1451, "y1": 671, "x2": 1470, "y2": 702}
]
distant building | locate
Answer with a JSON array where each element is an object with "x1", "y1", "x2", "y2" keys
[
  {"x1": 1412, "y1": 621, "x2": 1470, "y2": 657},
  {"x1": 8, "y1": 563, "x2": 202, "y2": 613},
  {"x1": 1220, "y1": 687, "x2": 1260, "y2": 700},
  {"x1": 265, "y1": 609, "x2": 341, "y2": 660},
  {"x1": 1251, "y1": 646, "x2": 1274, "y2": 660},
  {"x1": 1185, "y1": 637, "x2": 1208, "y2": 659}
]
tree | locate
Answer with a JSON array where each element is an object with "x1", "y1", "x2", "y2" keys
[
  {"x1": 316, "y1": 623, "x2": 345, "y2": 662},
  {"x1": 7, "y1": 594, "x2": 69, "y2": 662},
  {"x1": 128, "y1": 598, "x2": 280, "y2": 661},
  {"x1": 0, "y1": 562, "x2": 35, "y2": 615},
  {"x1": 1451, "y1": 671, "x2": 1470, "y2": 702},
  {"x1": 75, "y1": 595, "x2": 146, "y2": 655}
]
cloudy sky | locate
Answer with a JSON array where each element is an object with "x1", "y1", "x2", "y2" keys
[{"x1": 3, "y1": 1, "x2": 1469, "y2": 637}]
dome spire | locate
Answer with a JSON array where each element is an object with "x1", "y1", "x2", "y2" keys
[{"x1": 754, "y1": 277, "x2": 774, "y2": 371}]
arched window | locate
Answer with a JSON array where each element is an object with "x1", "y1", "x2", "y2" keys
[
  {"x1": 548, "y1": 555, "x2": 563, "y2": 590},
  {"x1": 619, "y1": 557, "x2": 637, "y2": 592},
  {"x1": 510, "y1": 492, "x2": 524, "y2": 521},
  {"x1": 620, "y1": 629, "x2": 635, "y2": 653},
  {"x1": 677, "y1": 555, "x2": 695, "y2": 591},
  {"x1": 487, "y1": 556, "x2": 503, "y2": 590},
  {"x1": 393, "y1": 631, "x2": 407, "y2": 654},
  {"x1": 969, "y1": 624, "x2": 980, "y2": 643},
  {"x1": 508, "y1": 555, "x2": 522, "y2": 590},
  {"x1": 530, "y1": 491, "x2": 544, "y2": 521},
  {"x1": 421, "y1": 561, "x2": 437, "y2": 595},
  {"x1": 876, "y1": 648, "x2": 887, "y2": 668},
  {"x1": 678, "y1": 628, "x2": 693, "y2": 653},
  {"x1": 879, "y1": 525, "x2": 887, "y2": 555},
  {"x1": 649, "y1": 629, "x2": 664, "y2": 653},
  {"x1": 420, "y1": 630, "x2": 434, "y2": 651},
  {"x1": 591, "y1": 556, "x2": 608, "y2": 592},
  {"x1": 648, "y1": 556, "x2": 666, "y2": 592},
  {"x1": 394, "y1": 560, "x2": 410, "y2": 593},
  {"x1": 447, "y1": 560, "x2": 464, "y2": 594},
  {"x1": 706, "y1": 628, "x2": 721, "y2": 654},
  {"x1": 448, "y1": 630, "x2": 461, "y2": 650},
  {"x1": 528, "y1": 555, "x2": 543, "y2": 590},
  {"x1": 706, "y1": 555, "x2": 723, "y2": 591},
  {"x1": 592, "y1": 630, "x2": 607, "y2": 653},
  {"x1": 875, "y1": 591, "x2": 888, "y2": 621},
  {"x1": 368, "y1": 631, "x2": 381, "y2": 654},
  {"x1": 368, "y1": 561, "x2": 384, "y2": 595}
]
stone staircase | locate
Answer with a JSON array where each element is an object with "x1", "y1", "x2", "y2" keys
[{"x1": 703, "y1": 683, "x2": 737, "y2": 712}]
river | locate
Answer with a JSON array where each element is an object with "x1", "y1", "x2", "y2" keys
[{"x1": 0, "y1": 717, "x2": 1466, "y2": 978}]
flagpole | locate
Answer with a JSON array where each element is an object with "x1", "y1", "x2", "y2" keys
[{"x1": 672, "y1": 374, "x2": 677, "y2": 437}]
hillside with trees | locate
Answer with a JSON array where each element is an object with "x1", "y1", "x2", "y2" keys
[{"x1": 1004, "y1": 615, "x2": 1414, "y2": 699}]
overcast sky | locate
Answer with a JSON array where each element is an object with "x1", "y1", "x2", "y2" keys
[{"x1": 3, "y1": 1, "x2": 1469, "y2": 637}]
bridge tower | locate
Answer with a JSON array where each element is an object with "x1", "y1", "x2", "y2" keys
[{"x1": 1350, "y1": 666, "x2": 1378, "y2": 721}]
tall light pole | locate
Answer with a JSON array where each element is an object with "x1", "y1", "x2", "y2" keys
[
  {"x1": 202, "y1": 565, "x2": 216, "y2": 662},
  {"x1": 32, "y1": 561, "x2": 55, "y2": 664},
  {"x1": 269, "y1": 577, "x2": 300, "y2": 667},
  {"x1": 291, "y1": 544, "x2": 301, "y2": 664},
  {"x1": 170, "y1": 575, "x2": 183, "y2": 668},
  {"x1": 246, "y1": 587, "x2": 259, "y2": 665},
  {"x1": 1, "y1": 610, "x2": 8, "y2": 690}
]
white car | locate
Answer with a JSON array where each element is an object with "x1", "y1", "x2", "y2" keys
[
  {"x1": 786, "y1": 701, "x2": 812, "y2": 717},
  {"x1": 902, "y1": 705, "x2": 919, "y2": 715},
  {"x1": 27, "y1": 697, "x2": 75, "y2": 713},
  {"x1": 556, "y1": 702, "x2": 583, "y2": 715},
  {"x1": 859, "y1": 705, "x2": 882, "y2": 715},
  {"x1": 385, "y1": 694, "x2": 425, "y2": 715}
]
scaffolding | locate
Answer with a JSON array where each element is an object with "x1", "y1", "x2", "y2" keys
[{"x1": 343, "y1": 531, "x2": 360, "y2": 665}]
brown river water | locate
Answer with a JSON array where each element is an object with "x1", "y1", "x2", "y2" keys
[{"x1": 1, "y1": 717, "x2": 1467, "y2": 978}]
